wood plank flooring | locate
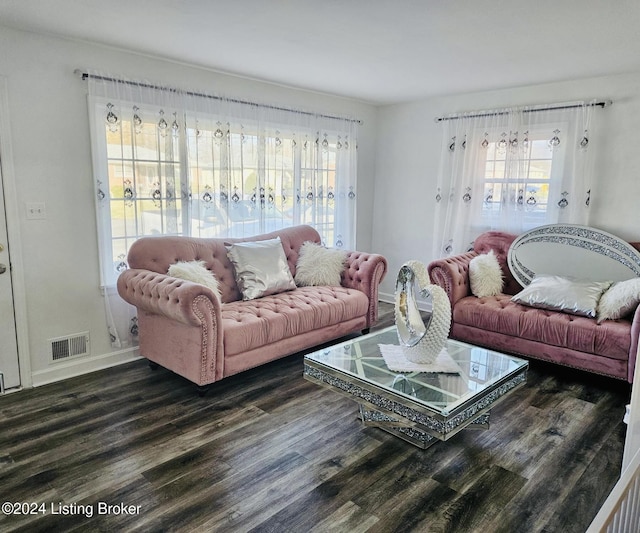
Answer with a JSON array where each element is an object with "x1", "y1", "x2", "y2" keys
[{"x1": 0, "y1": 302, "x2": 630, "y2": 532}]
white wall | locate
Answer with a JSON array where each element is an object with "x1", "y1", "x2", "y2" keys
[
  {"x1": 4, "y1": 23, "x2": 639, "y2": 386},
  {"x1": 373, "y1": 73, "x2": 640, "y2": 300},
  {"x1": 0, "y1": 26, "x2": 378, "y2": 385}
]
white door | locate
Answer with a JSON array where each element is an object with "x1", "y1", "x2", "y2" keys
[{"x1": 0, "y1": 157, "x2": 20, "y2": 390}]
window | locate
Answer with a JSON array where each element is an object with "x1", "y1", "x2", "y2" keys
[
  {"x1": 433, "y1": 103, "x2": 596, "y2": 258},
  {"x1": 101, "y1": 109, "x2": 184, "y2": 273},
  {"x1": 90, "y1": 97, "x2": 357, "y2": 287},
  {"x1": 86, "y1": 74, "x2": 358, "y2": 349},
  {"x1": 480, "y1": 128, "x2": 565, "y2": 230}
]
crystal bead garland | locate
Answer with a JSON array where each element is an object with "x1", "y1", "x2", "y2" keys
[{"x1": 394, "y1": 260, "x2": 451, "y2": 364}]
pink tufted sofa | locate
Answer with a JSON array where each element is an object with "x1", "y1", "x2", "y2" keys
[
  {"x1": 117, "y1": 225, "x2": 387, "y2": 393},
  {"x1": 428, "y1": 231, "x2": 640, "y2": 382}
]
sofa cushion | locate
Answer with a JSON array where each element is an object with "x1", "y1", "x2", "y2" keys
[
  {"x1": 469, "y1": 251, "x2": 504, "y2": 298},
  {"x1": 453, "y1": 294, "x2": 631, "y2": 361},
  {"x1": 222, "y1": 286, "x2": 369, "y2": 355},
  {"x1": 167, "y1": 260, "x2": 221, "y2": 297},
  {"x1": 226, "y1": 237, "x2": 296, "y2": 300},
  {"x1": 473, "y1": 231, "x2": 520, "y2": 295},
  {"x1": 294, "y1": 241, "x2": 347, "y2": 287},
  {"x1": 511, "y1": 275, "x2": 612, "y2": 319},
  {"x1": 597, "y1": 278, "x2": 640, "y2": 323}
]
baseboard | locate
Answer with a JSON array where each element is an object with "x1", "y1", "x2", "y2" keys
[
  {"x1": 379, "y1": 291, "x2": 394, "y2": 304},
  {"x1": 31, "y1": 347, "x2": 141, "y2": 387}
]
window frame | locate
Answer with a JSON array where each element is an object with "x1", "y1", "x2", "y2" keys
[{"x1": 473, "y1": 122, "x2": 569, "y2": 233}]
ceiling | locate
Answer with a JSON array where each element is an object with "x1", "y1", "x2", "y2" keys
[{"x1": 2, "y1": 0, "x2": 640, "y2": 104}]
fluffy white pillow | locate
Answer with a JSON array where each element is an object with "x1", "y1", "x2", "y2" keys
[
  {"x1": 294, "y1": 241, "x2": 348, "y2": 287},
  {"x1": 226, "y1": 237, "x2": 296, "y2": 300},
  {"x1": 469, "y1": 250, "x2": 504, "y2": 298},
  {"x1": 597, "y1": 278, "x2": 640, "y2": 322},
  {"x1": 167, "y1": 260, "x2": 220, "y2": 297}
]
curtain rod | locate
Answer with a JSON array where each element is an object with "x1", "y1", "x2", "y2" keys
[
  {"x1": 75, "y1": 70, "x2": 362, "y2": 125},
  {"x1": 434, "y1": 100, "x2": 612, "y2": 123}
]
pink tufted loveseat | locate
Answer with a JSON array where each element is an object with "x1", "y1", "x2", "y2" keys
[
  {"x1": 428, "y1": 231, "x2": 640, "y2": 382},
  {"x1": 117, "y1": 225, "x2": 387, "y2": 394}
]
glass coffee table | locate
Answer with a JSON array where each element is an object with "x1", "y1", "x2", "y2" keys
[{"x1": 303, "y1": 326, "x2": 528, "y2": 449}]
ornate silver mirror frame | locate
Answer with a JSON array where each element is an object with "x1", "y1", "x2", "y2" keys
[{"x1": 508, "y1": 224, "x2": 640, "y2": 287}]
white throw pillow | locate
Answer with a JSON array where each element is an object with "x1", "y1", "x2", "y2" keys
[
  {"x1": 469, "y1": 250, "x2": 504, "y2": 298},
  {"x1": 226, "y1": 237, "x2": 296, "y2": 300},
  {"x1": 167, "y1": 260, "x2": 220, "y2": 297},
  {"x1": 511, "y1": 275, "x2": 611, "y2": 318},
  {"x1": 597, "y1": 278, "x2": 640, "y2": 322},
  {"x1": 294, "y1": 241, "x2": 348, "y2": 287}
]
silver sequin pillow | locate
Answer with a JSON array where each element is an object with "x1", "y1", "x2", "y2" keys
[
  {"x1": 511, "y1": 275, "x2": 612, "y2": 318},
  {"x1": 226, "y1": 237, "x2": 296, "y2": 300}
]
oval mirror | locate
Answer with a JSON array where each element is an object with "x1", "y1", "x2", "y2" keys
[{"x1": 508, "y1": 224, "x2": 640, "y2": 287}]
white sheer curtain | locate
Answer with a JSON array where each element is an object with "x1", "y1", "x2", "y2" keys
[
  {"x1": 432, "y1": 101, "x2": 597, "y2": 258},
  {"x1": 86, "y1": 72, "x2": 358, "y2": 348}
]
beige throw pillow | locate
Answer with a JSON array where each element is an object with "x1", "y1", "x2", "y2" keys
[
  {"x1": 226, "y1": 237, "x2": 296, "y2": 300},
  {"x1": 294, "y1": 241, "x2": 347, "y2": 287}
]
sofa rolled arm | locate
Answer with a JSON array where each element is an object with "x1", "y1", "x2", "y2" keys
[
  {"x1": 627, "y1": 304, "x2": 640, "y2": 383},
  {"x1": 342, "y1": 251, "x2": 388, "y2": 328},
  {"x1": 117, "y1": 269, "x2": 223, "y2": 328},
  {"x1": 427, "y1": 252, "x2": 478, "y2": 308}
]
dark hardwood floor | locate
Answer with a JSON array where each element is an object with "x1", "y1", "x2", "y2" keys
[{"x1": 0, "y1": 303, "x2": 629, "y2": 532}]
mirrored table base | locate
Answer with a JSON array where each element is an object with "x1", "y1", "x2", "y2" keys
[{"x1": 358, "y1": 405, "x2": 491, "y2": 449}]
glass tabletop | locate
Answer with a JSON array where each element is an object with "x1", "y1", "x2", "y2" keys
[{"x1": 304, "y1": 326, "x2": 528, "y2": 416}]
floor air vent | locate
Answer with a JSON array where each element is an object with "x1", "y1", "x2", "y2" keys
[{"x1": 49, "y1": 332, "x2": 90, "y2": 362}]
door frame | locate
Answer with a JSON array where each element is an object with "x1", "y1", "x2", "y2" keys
[{"x1": 0, "y1": 75, "x2": 31, "y2": 389}]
